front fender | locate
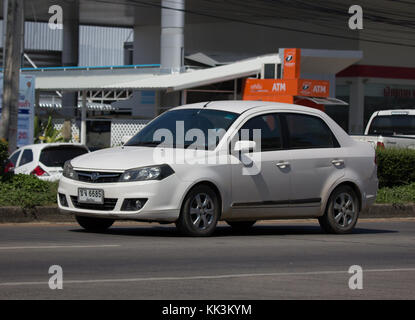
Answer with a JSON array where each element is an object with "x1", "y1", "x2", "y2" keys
[{"x1": 174, "y1": 163, "x2": 232, "y2": 219}]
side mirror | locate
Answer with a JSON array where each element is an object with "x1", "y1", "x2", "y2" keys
[
  {"x1": 234, "y1": 140, "x2": 256, "y2": 153},
  {"x1": 121, "y1": 135, "x2": 132, "y2": 145}
]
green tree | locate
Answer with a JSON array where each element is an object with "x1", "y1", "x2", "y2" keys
[{"x1": 34, "y1": 116, "x2": 69, "y2": 143}]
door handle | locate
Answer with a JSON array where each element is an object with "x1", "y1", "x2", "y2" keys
[
  {"x1": 276, "y1": 161, "x2": 290, "y2": 169},
  {"x1": 331, "y1": 159, "x2": 344, "y2": 167}
]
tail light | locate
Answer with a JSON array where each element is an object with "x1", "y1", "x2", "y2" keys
[
  {"x1": 31, "y1": 166, "x2": 48, "y2": 176},
  {"x1": 376, "y1": 141, "x2": 385, "y2": 149},
  {"x1": 4, "y1": 161, "x2": 14, "y2": 174}
]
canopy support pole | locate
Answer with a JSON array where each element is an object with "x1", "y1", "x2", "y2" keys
[
  {"x1": 81, "y1": 90, "x2": 87, "y2": 144},
  {"x1": 181, "y1": 89, "x2": 187, "y2": 104}
]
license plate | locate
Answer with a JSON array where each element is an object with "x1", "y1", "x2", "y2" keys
[{"x1": 78, "y1": 188, "x2": 104, "y2": 204}]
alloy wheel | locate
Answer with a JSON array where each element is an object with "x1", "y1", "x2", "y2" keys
[
  {"x1": 189, "y1": 193, "x2": 215, "y2": 231},
  {"x1": 333, "y1": 192, "x2": 356, "y2": 228}
]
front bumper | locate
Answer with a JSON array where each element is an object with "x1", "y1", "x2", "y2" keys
[{"x1": 58, "y1": 174, "x2": 185, "y2": 222}]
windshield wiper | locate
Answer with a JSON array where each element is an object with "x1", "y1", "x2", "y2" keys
[{"x1": 135, "y1": 141, "x2": 163, "y2": 147}]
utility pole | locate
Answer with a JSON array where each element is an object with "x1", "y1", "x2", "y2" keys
[{"x1": 0, "y1": 0, "x2": 24, "y2": 153}]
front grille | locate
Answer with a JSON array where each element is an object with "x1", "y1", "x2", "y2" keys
[
  {"x1": 75, "y1": 171, "x2": 122, "y2": 183},
  {"x1": 71, "y1": 196, "x2": 118, "y2": 211}
]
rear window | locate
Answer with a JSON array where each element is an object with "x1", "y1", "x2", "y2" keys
[
  {"x1": 368, "y1": 115, "x2": 415, "y2": 135},
  {"x1": 285, "y1": 113, "x2": 338, "y2": 149},
  {"x1": 39, "y1": 146, "x2": 88, "y2": 167}
]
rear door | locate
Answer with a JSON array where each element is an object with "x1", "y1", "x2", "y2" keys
[{"x1": 282, "y1": 113, "x2": 345, "y2": 208}]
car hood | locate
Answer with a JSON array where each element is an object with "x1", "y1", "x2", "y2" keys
[{"x1": 70, "y1": 146, "x2": 211, "y2": 171}]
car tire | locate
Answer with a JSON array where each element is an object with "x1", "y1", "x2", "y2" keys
[
  {"x1": 176, "y1": 185, "x2": 220, "y2": 236},
  {"x1": 226, "y1": 221, "x2": 256, "y2": 230},
  {"x1": 75, "y1": 215, "x2": 115, "y2": 232},
  {"x1": 319, "y1": 185, "x2": 359, "y2": 234}
]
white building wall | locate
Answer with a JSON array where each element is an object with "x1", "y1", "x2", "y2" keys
[
  {"x1": 79, "y1": 25, "x2": 133, "y2": 66},
  {"x1": 24, "y1": 21, "x2": 62, "y2": 51},
  {"x1": 0, "y1": 21, "x2": 133, "y2": 67}
]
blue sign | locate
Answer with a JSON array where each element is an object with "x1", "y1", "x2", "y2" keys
[{"x1": 0, "y1": 74, "x2": 35, "y2": 147}]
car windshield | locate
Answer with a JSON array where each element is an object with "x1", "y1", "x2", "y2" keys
[
  {"x1": 39, "y1": 146, "x2": 88, "y2": 167},
  {"x1": 369, "y1": 115, "x2": 415, "y2": 135},
  {"x1": 125, "y1": 108, "x2": 239, "y2": 150}
]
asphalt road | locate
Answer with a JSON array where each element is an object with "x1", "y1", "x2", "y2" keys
[{"x1": 0, "y1": 219, "x2": 414, "y2": 300}]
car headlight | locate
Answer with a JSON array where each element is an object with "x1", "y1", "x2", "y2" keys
[
  {"x1": 62, "y1": 161, "x2": 78, "y2": 180},
  {"x1": 119, "y1": 164, "x2": 174, "y2": 182}
]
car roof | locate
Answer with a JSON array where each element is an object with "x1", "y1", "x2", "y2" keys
[
  {"x1": 18, "y1": 143, "x2": 88, "y2": 151},
  {"x1": 375, "y1": 109, "x2": 415, "y2": 116},
  {"x1": 172, "y1": 100, "x2": 321, "y2": 115}
]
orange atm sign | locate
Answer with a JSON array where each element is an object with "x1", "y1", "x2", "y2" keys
[
  {"x1": 297, "y1": 79, "x2": 330, "y2": 96},
  {"x1": 242, "y1": 78, "x2": 330, "y2": 101},
  {"x1": 283, "y1": 48, "x2": 301, "y2": 79}
]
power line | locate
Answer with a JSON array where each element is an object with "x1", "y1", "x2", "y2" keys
[{"x1": 92, "y1": 0, "x2": 415, "y2": 48}]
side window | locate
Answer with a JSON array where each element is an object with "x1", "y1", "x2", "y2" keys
[
  {"x1": 9, "y1": 150, "x2": 21, "y2": 166},
  {"x1": 19, "y1": 149, "x2": 34, "y2": 166},
  {"x1": 239, "y1": 113, "x2": 283, "y2": 151},
  {"x1": 285, "y1": 113, "x2": 338, "y2": 149}
]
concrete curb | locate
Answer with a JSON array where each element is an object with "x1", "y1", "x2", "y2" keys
[
  {"x1": 0, "y1": 204, "x2": 414, "y2": 223},
  {"x1": 0, "y1": 206, "x2": 74, "y2": 223},
  {"x1": 361, "y1": 203, "x2": 415, "y2": 218}
]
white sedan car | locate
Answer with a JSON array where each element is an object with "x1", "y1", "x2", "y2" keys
[
  {"x1": 6, "y1": 143, "x2": 89, "y2": 182},
  {"x1": 58, "y1": 101, "x2": 378, "y2": 236}
]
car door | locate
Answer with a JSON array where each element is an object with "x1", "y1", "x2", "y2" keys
[
  {"x1": 282, "y1": 112, "x2": 345, "y2": 208},
  {"x1": 230, "y1": 112, "x2": 292, "y2": 218},
  {"x1": 15, "y1": 148, "x2": 35, "y2": 174}
]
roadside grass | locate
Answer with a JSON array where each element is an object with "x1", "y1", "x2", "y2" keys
[
  {"x1": 376, "y1": 183, "x2": 415, "y2": 205},
  {"x1": 0, "y1": 174, "x2": 58, "y2": 208}
]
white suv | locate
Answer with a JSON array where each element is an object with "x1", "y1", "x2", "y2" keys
[
  {"x1": 6, "y1": 143, "x2": 89, "y2": 182},
  {"x1": 58, "y1": 101, "x2": 378, "y2": 236}
]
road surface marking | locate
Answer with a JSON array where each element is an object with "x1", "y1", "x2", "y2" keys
[
  {"x1": 1, "y1": 267, "x2": 415, "y2": 286},
  {"x1": 0, "y1": 245, "x2": 120, "y2": 250}
]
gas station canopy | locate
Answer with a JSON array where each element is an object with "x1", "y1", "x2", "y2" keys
[
  {"x1": 298, "y1": 49, "x2": 363, "y2": 75},
  {"x1": 27, "y1": 49, "x2": 362, "y2": 93}
]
